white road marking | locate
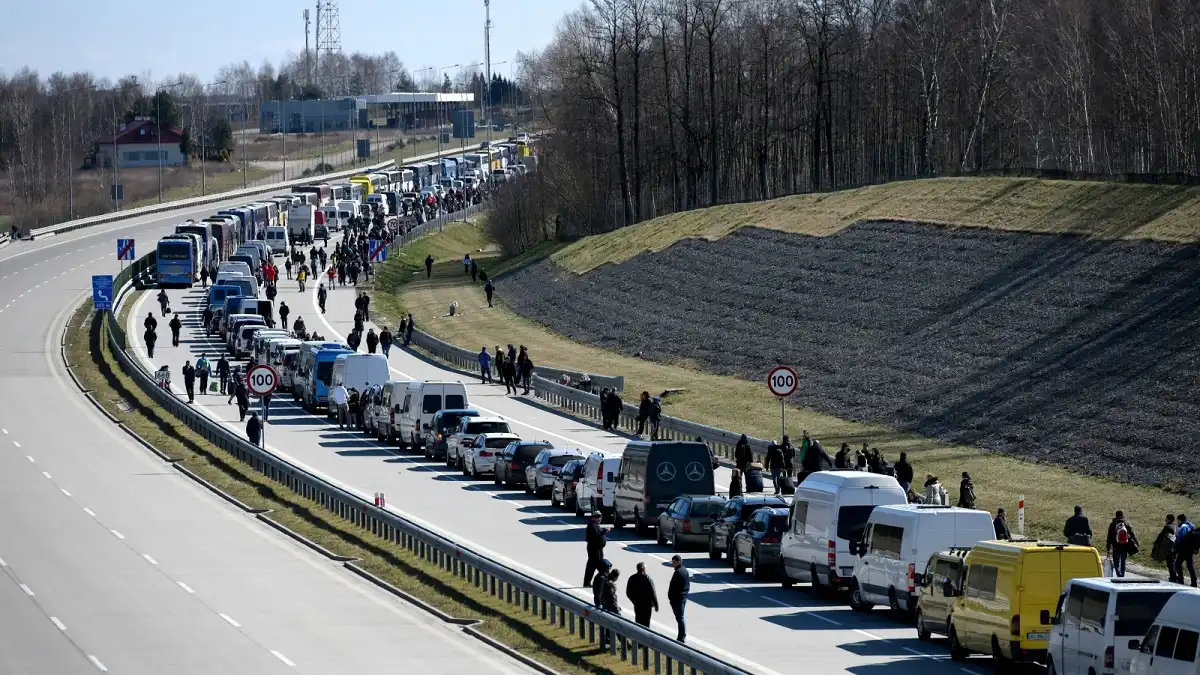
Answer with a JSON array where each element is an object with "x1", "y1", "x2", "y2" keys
[
  {"x1": 855, "y1": 628, "x2": 886, "y2": 641},
  {"x1": 177, "y1": 581, "x2": 195, "y2": 594},
  {"x1": 1, "y1": 428, "x2": 7, "y2": 433},
  {"x1": 19, "y1": 583, "x2": 34, "y2": 596},
  {"x1": 26, "y1": 455, "x2": 33, "y2": 462},
  {"x1": 61, "y1": 488, "x2": 71, "y2": 497},
  {"x1": 0, "y1": 556, "x2": 6, "y2": 566},
  {"x1": 41, "y1": 471, "x2": 51, "y2": 479},
  {"x1": 270, "y1": 650, "x2": 295, "y2": 667},
  {"x1": 88, "y1": 655, "x2": 108, "y2": 672},
  {"x1": 83, "y1": 508, "x2": 96, "y2": 517},
  {"x1": 142, "y1": 554, "x2": 158, "y2": 565},
  {"x1": 50, "y1": 616, "x2": 67, "y2": 631},
  {"x1": 219, "y1": 613, "x2": 241, "y2": 627},
  {"x1": 12, "y1": 440, "x2": 19, "y2": 448},
  {"x1": 110, "y1": 530, "x2": 125, "y2": 540}
]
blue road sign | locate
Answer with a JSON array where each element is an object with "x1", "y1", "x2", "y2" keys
[
  {"x1": 369, "y1": 239, "x2": 387, "y2": 262},
  {"x1": 117, "y1": 238, "x2": 135, "y2": 260},
  {"x1": 92, "y1": 275, "x2": 114, "y2": 311}
]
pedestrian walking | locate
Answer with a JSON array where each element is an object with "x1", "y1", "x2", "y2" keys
[
  {"x1": 636, "y1": 392, "x2": 652, "y2": 436},
  {"x1": 196, "y1": 354, "x2": 210, "y2": 395},
  {"x1": 380, "y1": 327, "x2": 393, "y2": 357},
  {"x1": 668, "y1": 555, "x2": 690, "y2": 643},
  {"x1": 484, "y1": 279, "x2": 495, "y2": 307},
  {"x1": 182, "y1": 362, "x2": 196, "y2": 403},
  {"x1": 894, "y1": 452, "x2": 914, "y2": 493},
  {"x1": 1153, "y1": 514, "x2": 1178, "y2": 580},
  {"x1": 144, "y1": 327, "x2": 157, "y2": 359},
  {"x1": 765, "y1": 441, "x2": 786, "y2": 494},
  {"x1": 463, "y1": 253, "x2": 472, "y2": 275},
  {"x1": 1064, "y1": 505, "x2": 1093, "y2": 546},
  {"x1": 317, "y1": 284, "x2": 328, "y2": 314},
  {"x1": 217, "y1": 355, "x2": 230, "y2": 394},
  {"x1": 200, "y1": 267, "x2": 209, "y2": 288},
  {"x1": 518, "y1": 348, "x2": 534, "y2": 394},
  {"x1": 279, "y1": 302, "x2": 290, "y2": 332},
  {"x1": 425, "y1": 254, "x2": 434, "y2": 278},
  {"x1": 993, "y1": 508, "x2": 1012, "y2": 540},
  {"x1": 1173, "y1": 514, "x2": 1197, "y2": 587},
  {"x1": 478, "y1": 347, "x2": 493, "y2": 383},
  {"x1": 169, "y1": 314, "x2": 182, "y2": 347},
  {"x1": 403, "y1": 314, "x2": 414, "y2": 346},
  {"x1": 502, "y1": 355, "x2": 518, "y2": 395},
  {"x1": 1105, "y1": 510, "x2": 1139, "y2": 577},
  {"x1": 285, "y1": 258, "x2": 292, "y2": 280},
  {"x1": 648, "y1": 395, "x2": 662, "y2": 439},
  {"x1": 235, "y1": 379, "x2": 250, "y2": 421},
  {"x1": 470, "y1": 258, "x2": 478, "y2": 283},
  {"x1": 583, "y1": 513, "x2": 609, "y2": 586},
  {"x1": 780, "y1": 435, "x2": 796, "y2": 478},
  {"x1": 599, "y1": 569, "x2": 621, "y2": 649},
  {"x1": 957, "y1": 472, "x2": 976, "y2": 509},
  {"x1": 246, "y1": 412, "x2": 261, "y2": 445},
  {"x1": 625, "y1": 562, "x2": 659, "y2": 628},
  {"x1": 292, "y1": 317, "x2": 306, "y2": 337},
  {"x1": 157, "y1": 289, "x2": 170, "y2": 316},
  {"x1": 735, "y1": 434, "x2": 753, "y2": 472},
  {"x1": 362, "y1": 293, "x2": 371, "y2": 321},
  {"x1": 365, "y1": 328, "x2": 379, "y2": 354}
]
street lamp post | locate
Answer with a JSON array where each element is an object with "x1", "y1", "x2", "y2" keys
[
  {"x1": 157, "y1": 80, "x2": 185, "y2": 203},
  {"x1": 61, "y1": 83, "x2": 97, "y2": 220},
  {"x1": 199, "y1": 79, "x2": 227, "y2": 196},
  {"x1": 437, "y1": 64, "x2": 459, "y2": 157}
]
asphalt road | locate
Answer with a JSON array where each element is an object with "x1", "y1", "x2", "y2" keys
[
  {"x1": 127, "y1": 230, "x2": 997, "y2": 675},
  {"x1": 0, "y1": 201, "x2": 535, "y2": 674}
]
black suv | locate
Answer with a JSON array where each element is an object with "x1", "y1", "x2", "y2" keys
[
  {"x1": 495, "y1": 440, "x2": 553, "y2": 487},
  {"x1": 708, "y1": 494, "x2": 791, "y2": 560}
]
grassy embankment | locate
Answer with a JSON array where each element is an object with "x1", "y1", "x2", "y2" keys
[
  {"x1": 67, "y1": 294, "x2": 649, "y2": 675},
  {"x1": 370, "y1": 178, "x2": 1200, "y2": 552}
]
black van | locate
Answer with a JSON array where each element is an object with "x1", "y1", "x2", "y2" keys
[{"x1": 613, "y1": 440, "x2": 716, "y2": 535}]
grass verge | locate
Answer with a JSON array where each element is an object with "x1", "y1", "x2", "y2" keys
[
  {"x1": 66, "y1": 297, "x2": 648, "y2": 675},
  {"x1": 369, "y1": 222, "x2": 1198, "y2": 561},
  {"x1": 553, "y1": 177, "x2": 1200, "y2": 273}
]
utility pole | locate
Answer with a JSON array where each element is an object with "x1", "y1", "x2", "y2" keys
[
  {"x1": 303, "y1": 9, "x2": 312, "y2": 86},
  {"x1": 484, "y1": 0, "x2": 493, "y2": 149}
]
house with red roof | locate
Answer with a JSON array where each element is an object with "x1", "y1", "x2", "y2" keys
[{"x1": 95, "y1": 117, "x2": 187, "y2": 169}]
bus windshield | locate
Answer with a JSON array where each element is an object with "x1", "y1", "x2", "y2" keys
[{"x1": 157, "y1": 242, "x2": 191, "y2": 260}]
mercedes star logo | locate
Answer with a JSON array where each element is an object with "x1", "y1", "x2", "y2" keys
[
  {"x1": 685, "y1": 462, "x2": 707, "y2": 481},
  {"x1": 656, "y1": 462, "x2": 677, "y2": 482}
]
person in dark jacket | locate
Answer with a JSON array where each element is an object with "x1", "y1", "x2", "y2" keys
[
  {"x1": 181, "y1": 362, "x2": 196, "y2": 403},
  {"x1": 168, "y1": 314, "x2": 182, "y2": 347},
  {"x1": 403, "y1": 314, "x2": 414, "y2": 346},
  {"x1": 735, "y1": 434, "x2": 753, "y2": 472},
  {"x1": 993, "y1": 508, "x2": 1012, "y2": 540},
  {"x1": 234, "y1": 379, "x2": 250, "y2": 421},
  {"x1": 379, "y1": 328, "x2": 393, "y2": 357},
  {"x1": 598, "y1": 388, "x2": 611, "y2": 429},
  {"x1": 502, "y1": 356, "x2": 518, "y2": 395},
  {"x1": 353, "y1": 309, "x2": 365, "y2": 333},
  {"x1": 729, "y1": 469, "x2": 743, "y2": 497},
  {"x1": 144, "y1": 327, "x2": 157, "y2": 358},
  {"x1": 780, "y1": 435, "x2": 796, "y2": 478},
  {"x1": 365, "y1": 328, "x2": 379, "y2": 354},
  {"x1": 957, "y1": 472, "x2": 976, "y2": 509},
  {"x1": 765, "y1": 442, "x2": 786, "y2": 494},
  {"x1": 1174, "y1": 514, "x2": 1197, "y2": 587},
  {"x1": 484, "y1": 279, "x2": 495, "y2": 307},
  {"x1": 217, "y1": 355, "x2": 230, "y2": 395},
  {"x1": 591, "y1": 559, "x2": 611, "y2": 606},
  {"x1": 800, "y1": 438, "x2": 832, "y2": 477},
  {"x1": 202, "y1": 306, "x2": 214, "y2": 333},
  {"x1": 636, "y1": 392, "x2": 652, "y2": 436},
  {"x1": 518, "y1": 349, "x2": 534, "y2": 394},
  {"x1": 583, "y1": 513, "x2": 608, "y2": 586},
  {"x1": 1106, "y1": 510, "x2": 1139, "y2": 578},
  {"x1": 279, "y1": 302, "x2": 290, "y2": 330},
  {"x1": 317, "y1": 284, "x2": 328, "y2": 314},
  {"x1": 835, "y1": 443, "x2": 850, "y2": 469},
  {"x1": 425, "y1": 254, "x2": 434, "y2": 278},
  {"x1": 599, "y1": 568, "x2": 621, "y2": 648},
  {"x1": 648, "y1": 396, "x2": 662, "y2": 439},
  {"x1": 1152, "y1": 514, "x2": 1177, "y2": 576},
  {"x1": 667, "y1": 555, "x2": 690, "y2": 642},
  {"x1": 246, "y1": 412, "x2": 261, "y2": 445},
  {"x1": 1064, "y1": 505, "x2": 1093, "y2": 546},
  {"x1": 894, "y1": 452, "x2": 914, "y2": 493},
  {"x1": 625, "y1": 562, "x2": 658, "y2": 627}
]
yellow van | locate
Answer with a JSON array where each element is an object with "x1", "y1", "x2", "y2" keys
[
  {"x1": 348, "y1": 175, "x2": 374, "y2": 199},
  {"x1": 946, "y1": 540, "x2": 1102, "y2": 670}
]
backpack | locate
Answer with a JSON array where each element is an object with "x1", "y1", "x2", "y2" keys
[{"x1": 1115, "y1": 521, "x2": 1130, "y2": 546}]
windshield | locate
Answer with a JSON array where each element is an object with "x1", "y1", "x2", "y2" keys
[
  {"x1": 438, "y1": 413, "x2": 475, "y2": 432},
  {"x1": 158, "y1": 242, "x2": 191, "y2": 259},
  {"x1": 316, "y1": 362, "x2": 334, "y2": 385},
  {"x1": 1115, "y1": 592, "x2": 1177, "y2": 636},
  {"x1": 467, "y1": 421, "x2": 510, "y2": 434},
  {"x1": 445, "y1": 395, "x2": 465, "y2": 409},
  {"x1": 837, "y1": 505, "x2": 878, "y2": 541},
  {"x1": 422, "y1": 394, "x2": 442, "y2": 415},
  {"x1": 768, "y1": 515, "x2": 788, "y2": 533},
  {"x1": 484, "y1": 437, "x2": 513, "y2": 449},
  {"x1": 689, "y1": 502, "x2": 723, "y2": 518},
  {"x1": 548, "y1": 454, "x2": 579, "y2": 467}
]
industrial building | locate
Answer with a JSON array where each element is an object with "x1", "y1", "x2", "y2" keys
[{"x1": 259, "y1": 92, "x2": 475, "y2": 133}]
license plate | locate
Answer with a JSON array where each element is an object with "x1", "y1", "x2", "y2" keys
[
  {"x1": 701, "y1": 525, "x2": 710, "y2": 532},
  {"x1": 1026, "y1": 632, "x2": 1049, "y2": 641}
]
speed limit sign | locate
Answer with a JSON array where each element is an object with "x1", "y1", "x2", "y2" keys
[
  {"x1": 767, "y1": 366, "x2": 798, "y2": 398},
  {"x1": 246, "y1": 364, "x2": 279, "y2": 397}
]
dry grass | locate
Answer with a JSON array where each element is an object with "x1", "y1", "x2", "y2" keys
[
  {"x1": 554, "y1": 177, "x2": 1200, "y2": 273},
  {"x1": 67, "y1": 299, "x2": 651, "y2": 675},
  {"x1": 371, "y1": 221, "x2": 1198, "y2": 555}
]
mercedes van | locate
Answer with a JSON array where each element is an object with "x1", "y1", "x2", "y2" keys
[{"x1": 612, "y1": 440, "x2": 716, "y2": 535}]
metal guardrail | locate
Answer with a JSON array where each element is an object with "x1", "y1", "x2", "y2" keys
[{"x1": 102, "y1": 254, "x2": 748, "y2": 675}]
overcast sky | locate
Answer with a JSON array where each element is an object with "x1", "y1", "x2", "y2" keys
[{"x1": 1, "y1": 0, "x2": 575, "y2": 84}]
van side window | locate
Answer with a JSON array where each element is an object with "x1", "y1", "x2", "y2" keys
[
  {"x1": 966, "y1": 565, "x2": 996, "y2": 600},
  {"x1": 791, "y1": 501, "x2": 808, "y2": 535},
  {"x1": 401, "y1": 394, "x2": 411, "y2": 413},
  {"x1": 1175, "y1": 630, "x2": 1198, "y2": 662},
  {"x1": 966, "y1": 565, "x2": 983, "y2": 599},
  {"x1": 1142, "y1": 625, "x2": 1160, "y2": 654},
  {"x1": 869, "y1": 524, "x2": 904, "y2": 560},
  {"x1": 1079, "y1": 588, "x2": 1109, "y2": 632},
  {"x1": 446, "y1": 394, "x2": 465, "y2": 409},
  {"x1": 1156, "y1": 627, "x2": 1179, "y2": 659},
  {"x1": 1064, "y1": 585, "x2": 1085, "y2": 628},
  {"x1": 422, "y1": 394, "x2": 441, "y2": 415}
]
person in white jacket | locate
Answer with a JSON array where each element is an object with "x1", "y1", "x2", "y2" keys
[{"x1": 331, "y1": 384, "x2": 350, "y2": 429}]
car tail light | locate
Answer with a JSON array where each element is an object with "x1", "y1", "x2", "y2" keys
[
  {"x1": 540, "y1": 466, "x2": 552, "y2": 473},
  {"x1": 597, "y1": 464, "x2": 603, "y2": 481},
  {"x1": 571, "y1": 481, "x2": 578, "y2": 488},
  {"x1": 907, "y1": 563, "x2": 916, "y2": 594},
  {"x1": 510, "y1": 461, "x2": 520, "y2": 470},
  {"x1": 1010, "y1": 615, "x2": 1021, "y2": 637},
  {"x1": 390, "y1": 410, "x2": 395, "y2": 424},
  {"x1": 479, "y1": 451, "x2": 492, "y2": 457},
  {"x1": 827, "y1": 540, "x2": 837, "y2": 570},
  {"x1": 1104, "y1": 647, "x2": 1114, "y2": 669},
  {"x1": 763, "y1": 533, "x2": 780, "y2": 544},
  {"x1": 682, "y1": 520, "x2": 692, "y2": 533}
]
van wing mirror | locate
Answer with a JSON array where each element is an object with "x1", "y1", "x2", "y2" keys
[
  {"x1": 942, "y1": 579, "x2": 958, "y2": 598},
  {"x1": 1128, "y1": 639, "x2": 1140, "y2": 651},
  {"x1": 1040, "y1": 609, "x2": 1052, "y2": 626},
  {"x1": 606, "y1": 472, "x2": 615, "y2": 482},
  {"x1": 393, "y1": 404, "x2": 401, "y2": 413}
]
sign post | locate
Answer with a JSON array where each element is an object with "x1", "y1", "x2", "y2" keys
[
  {"x1": 766, "y1": 366, "x2": 798, "y2": 440},
  {"x1": 368, "y1": 239, "x2": 387, "y2": 263},
  {"x1": 117, "y1": 238, "x2": 135, "y2": 274},
  {"x1": 246, "y1": 364, "x2": 279, "y2": 446},
  {"x1": 91, "y1": 275, "x2": 114, "y2": 311},
  {"x1": 1018, "y1": 495, "x2": 1026, "y2": 536}
]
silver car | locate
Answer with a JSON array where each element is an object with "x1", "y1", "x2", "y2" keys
[
  {"x1": 524, "y1": 448, "x2": 586, "y2": 496},
  {"x1": 462, "y1": 433, "x2": 521, "y2": 479}
]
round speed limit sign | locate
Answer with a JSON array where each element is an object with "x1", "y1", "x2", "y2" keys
[
  {"x1": 246, "y1": 364, "x2": 279, "y2": 397},
  {"x1": 767, "y1": 365, "x2": 798, "y2": 398}
]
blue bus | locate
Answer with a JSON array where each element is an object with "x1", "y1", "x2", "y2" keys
[
  {"x1": 297, "y1": 344, "x2": 352, "y2": 411},
  {"x1": 156, "y1": 238, "x2": 197, "y2": 287}
]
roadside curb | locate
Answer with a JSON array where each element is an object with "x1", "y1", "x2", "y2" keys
[
  {"x1": 463, "y1": 625, "x2": 562, "y2": 675},
  {"x1": 64, "y1": 365, "x2": 89, "y2": 393},
  {"x1": 342, "y1": 561, "x2": 478, "y2": 625},
  {"x1": 169, "y1": 461, "x2": 269, "y2": 514},
  {"x1": 85, "y1": 392, "x2": 120, "y2": 423},
  {"x1": 255, "y1": 512, "x2": 359, "y2": 562},
  {"x1": 116, "y1": 423, "x2": 178, "y2": 463}
]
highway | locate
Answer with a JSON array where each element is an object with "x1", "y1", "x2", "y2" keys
[
  {"x1": 0, "y1": 200, "x2": 536, "y2": 674},
  {"x1": 125, "y1": 227, "x2": 995, "y2": 675}
]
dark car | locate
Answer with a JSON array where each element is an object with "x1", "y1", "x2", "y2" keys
[
  {"x1": 656, "y1": 494, "x2": 728, "y2": 550},
  {"x1": 613, "y1": 440, "x2": 717, "y2": 535},
  {"x1": 551, "y1": 459, "x2": 586, "y2": 510},
  {"x1": 494, "y1": 440, "x2": 553, "y2": 487},
  {"x1": 424, "y1": 409, "x2": 480, "y2": 459},
  {"x1": 730, "y1": 507, "x2": 790, "y2": 579},
  {"x1": 708, "y1": 494, "x2": 792, "y2": 560}
]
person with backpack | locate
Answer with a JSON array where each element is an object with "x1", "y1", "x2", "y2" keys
[
  {"x1": 1152, "y1": 514, "x2": 1177, "y2": 581},
  {"x1": 734, "y1": 435, "x2": 754, "y2": 472},
  {"x1": 1174, "y1": 514, "x2": 1198, "y2": 587},
  {"x1": 957, "y1": 471, "x2": 976, "y2": 509},
  {"x1": 648, "y1": 395, "x2": 663, "y2": 439},
  {"x1": 1064, "y1": 505, "x2": 1094, "y2": 546},
  {"x1": 1105, "y1": 510, "x2": 1139, "y2": 577}
]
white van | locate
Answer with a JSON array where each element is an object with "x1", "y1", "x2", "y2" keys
[
  {"x1": 366, "y1": 193, "x2": 390, "y2": 216},
  {"x1": 328, "y1": 354, "x2": 391, "y2": 418},
  {"x1": 392, "y1": 380, "x2": 469, "y2": 450},
  {"x1": 779, "y1": 471, "x2": 908, "y2": 594},
  {"x1": 1130, "y1": 589, "x2": 1200, "y2": 675},
  {"x1": 264, "y1": 337, "x2": 302, "y2": 372},
  {"x1": 848, "y1": 504, "x2": 995, "y2": 614},
  {"x1": 1048, "y1": 579, "x2": 1191, "y2": 675},
  {"x1": 288, "y1": 205, "x2": 316, "y2": 244},
  {"x1": 218, "y1": 261, "x2": 253, "y2": 279},
  {"x1": 264, "y1": 226, "x2": 288, "y2": 255},
  {"x1": 336, "y1": 199, "x2": 359, "y2": 220},
  {"x1": 576, "y1": 452, "x2": 621, "y2": 519},
  {"x1": 241, "y1": 241, "x2": 272, "y2": 263}
]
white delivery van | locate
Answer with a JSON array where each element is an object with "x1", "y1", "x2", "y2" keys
[
  {"x1": 392, "y1": 380, "x2": 469, "y2": 450},
  {"x1": 265, "y1": 337, "x2": 302, "y2": 372},
  {"x1": 218, "y1": 261, "x2": 253, "y2": 279},
  {"x1": 780, "y1": 471, "x2": 908, "y2": 595},
  {"x1": 328, "y1": 354, "x2": 391, "y2": 417},
  {"x1": 366, "y1": 193, "x2": 389, "y2": 216},
  {"x1": 264, "y1": 226, "x2": 288, "y2": 255},
  {"x1": 287, "y1": 204, "x2": 316, "y2": 244},
  {"x1": 241, "y1": 241, "x2": 272, "y2": 263},
  {"x1": 848, "y1": 504, "x2": 995, "y2": 614},
  {"x1": 336, "y1": 200, "x2": 359, "y2": 220},
  {"x1": 1049, "y1": 579, "x2": 1190, "y2": 675},
  {"x1": 576, "y1": 452, "x2": 621, "y2": 519},
  {"x1": 1130, "y1": 589, "x2": 1200, "y2": 675},
  {"x1": 319, "y1": 206, "x2": 340, "y2": 232}
]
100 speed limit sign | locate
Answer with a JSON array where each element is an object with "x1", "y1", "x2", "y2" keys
[
  {"x1": 767, "y1": 366, "x2": 798, "y2": 398},
  {"x1": 246, "y1": 364, "x2": 279, "y2": 397}
]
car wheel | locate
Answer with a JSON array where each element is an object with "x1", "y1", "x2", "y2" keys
[
  {"x1": 781, "y1": 573, "x2": 795, "y2": 589},
  {"x1": 849, "y1": 582, "x2": 874, "y2": 612},
  {"x1": 472, "y1": 465, "x2": 481, "y2": 479},
  {"x1": 611, "y1": 510, "x2": 625, "y2": 529},
  {"x1": 671, "y1": 528, "x2": 682, "y2": 551},
  {"x1": 656, "y1": 524, "x2": 668, "y2": 545},
  {"x1": 523, "y1": 482, "x2": 532, "y2": 494},
  {"x1": 751, "y1": 551, "x2": 766, "y2": 580},
  {"x1": 708, "y1": 534, "x2": 721, "y2": 560},
  {"x1": 1046, "y1": 657, "x2": 1058, "y2": 675},
  {"x1": 575, "y1": 498, "x2": 585, "y2": 517},
  {"x1": 633, "y1": 510, "x2": 650, "y2": 536},
  {"x1": 888, "y1": 587, "x2": 902, "y2": 614},
  {"x1": 916, "y1": 610, "x2": 931, "y2": 641},
  {"x1": 551, "y1": 493, "x2": 560, "y2": 507},
  {"x1": 949, "y1": 626, "x2": 967, "y2": 662},
  {"x1": 733, "y1": 552, "x2": 746, "y2": 574},
  {"x1": 809, "y1": 564, "x2": 824, "y2": 597},
  {"x1": 991, "y1": 638, "x2": 1013, "y2": 674},
  {"x1": 494, "y1": 472, "x2": 502, "y2": 486}
]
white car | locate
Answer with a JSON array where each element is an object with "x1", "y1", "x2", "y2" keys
[
  {"x1": 446, "y1": 417, "x2": 512, "y2": 469},
  {"x1": 576, "y1": 452, "x2": 621, "y2": 519},
  {"x1": 524, "y1": 448, "x2": 587, "y2": 496},
  {"x1": 462, "y1": 433, "x2": 521, "y2": 479}
]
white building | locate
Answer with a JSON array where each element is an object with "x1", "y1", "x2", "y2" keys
[{"x1": 95, "y1": 118, "x2": 187, "y2": 169}]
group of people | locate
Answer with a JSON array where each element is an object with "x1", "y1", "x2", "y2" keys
[
  {"x1": 1050, "y1": 505, "x2": 1198, "y2": 584},
  {"x1": 476, "y1": 343, "x2": 535, "y2": 395}
]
